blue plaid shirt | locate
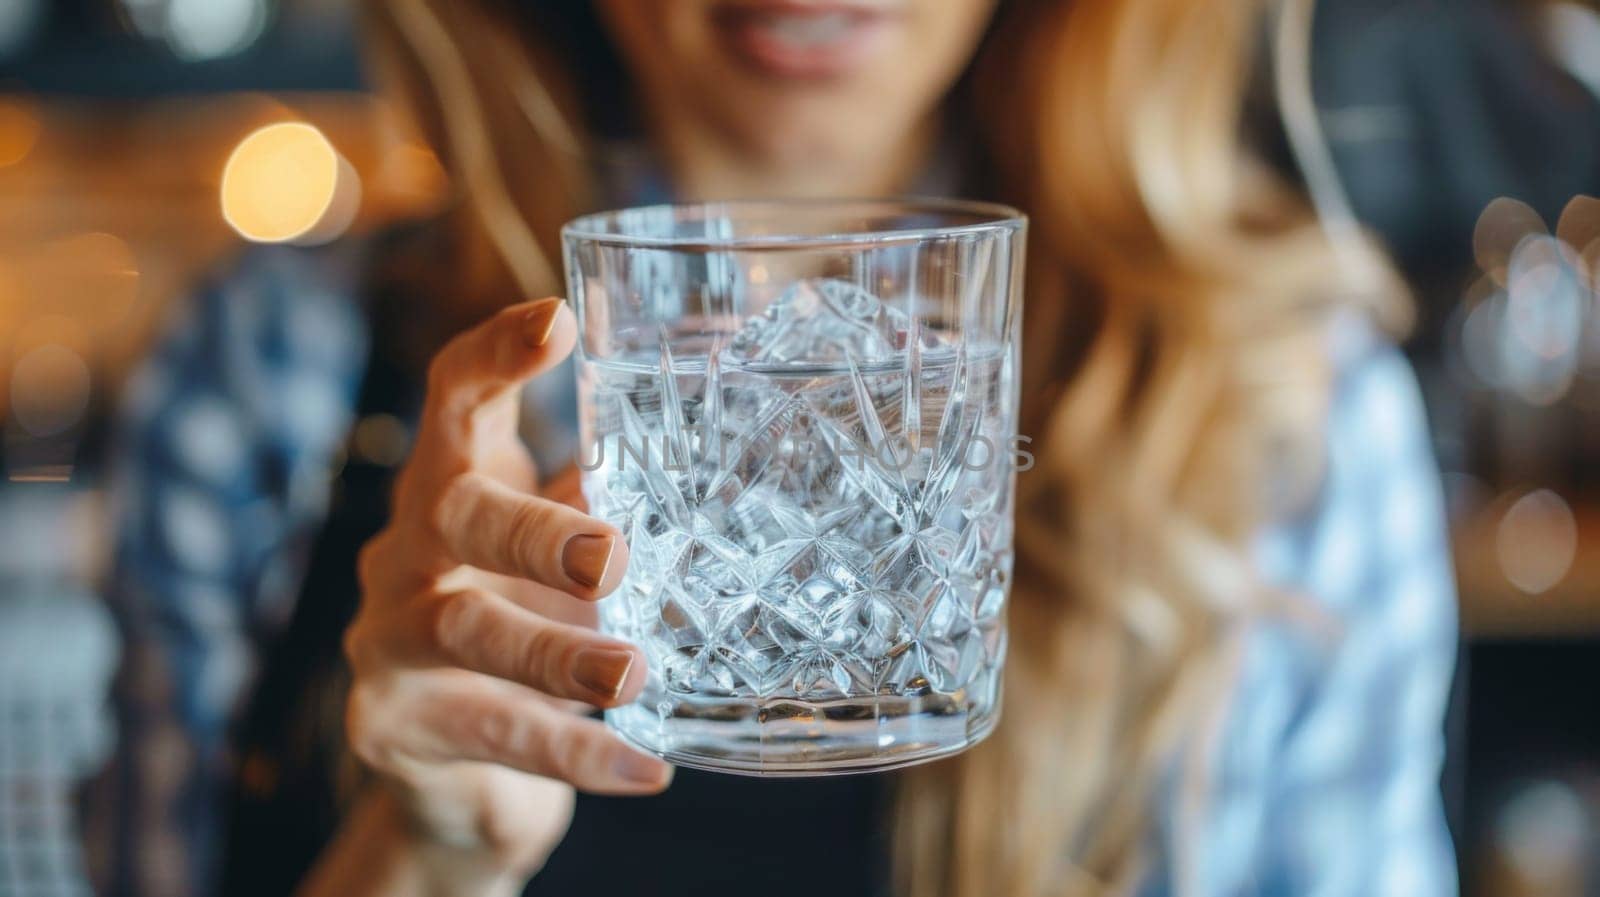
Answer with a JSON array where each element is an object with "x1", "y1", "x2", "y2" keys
[{"x1": 109, "y1": 245, "x2": 1458, "y2": 896}]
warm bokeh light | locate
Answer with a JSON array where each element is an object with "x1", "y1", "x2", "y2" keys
[
  {"x1": 1555, "y1": 196, "x2": 1600, "y2": 259},
  {"x1": 42, "y1": 232, "x2": 142, "y2": 319},
  {"x1": 9, "y1": 343, "x2": 91, "y2": 439},
  {"x1": 221, "y1": 122, "x2": 362, "y2": 245},
  {"x1": 0, "y1": 98, "x2": 41, "y2": 169},
  {"x1": 1495, "y1": 488, "x2": 1579, "y2": 594},
  {"x1": 352, "y1": 413, "x2": 411, "y2": 467},
  {"x1": 1457, "y1": 197, "x2": 1599, "y2": 407},
  {"x1": 1581, "y1": 238, "x2": 1600, "y2": 295},
  {"x1": 1555, "y1": 195, "x2": 1600, "y2": 290},
  {"x1": 13, "y1": 314, "x2": 91, "y2": 357},
  {"x1": 1473, "y1": 197, "x2": 1547, "y2": 287},
  {"x1": 378, "y1": 142, "x2": 449, "y2": 200},
  {"x1": 0, "y1": 257, "x2": 20, "y2": 319}
]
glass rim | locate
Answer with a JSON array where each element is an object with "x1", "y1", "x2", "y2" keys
[{"x1": 561, "y1": 196, "x2": 1027, "y2": 252}]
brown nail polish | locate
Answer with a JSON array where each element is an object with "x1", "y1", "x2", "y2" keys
[
  {"x1": 572, "y1": 647, "x2": 634, "y2": 700},
  {"x1": 523, "y1": 298, "x2": 564, "y2": 348},
  {"x1": 562, "y1": 533, "x2": 615, "y2": 588},
  {"x1": 613, "y1": 749, "x2": 672, "y2": 786}
]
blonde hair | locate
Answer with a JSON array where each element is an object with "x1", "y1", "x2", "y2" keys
[{"x1": 360, "y1": 0, "x2": 1406, "y2": 893}]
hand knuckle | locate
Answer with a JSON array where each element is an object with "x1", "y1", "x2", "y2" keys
[
  {"x1": 548, "y1": 727, "x2": 593, "y2": 783},
  {"x1": 525, "y1": 623, "x2": 564, "y2": 662},
  {"x1": 423, "y1": 356, "x2": 482, "y2": 441},
  {"x1": 390, "y1": 464, "x2": 418, "y2": 514},
  {"x1": 426, "y1": 590, "x2": 480, "y2": 656},
  {"x1": 344, "y1": 687, "x2": 387, "y2": 767},
  {"x1": 530, "y1": 722, "x2": 581, "y2": 781},
  {"x1": 341, "y1": 619, "x2": 367, "y2": 668},
  {"x1": 425, "y1": 473, "x2": 475, "y2": 544},
  {"x1": 505, "y1": 500, "x2": 555, "y2": 571},
  {"x1": 520, "y1": 624, "x2": 566, "y2": 686},
  {"x1": 356, "y1": 536, "x2": 388, "y2": 590},
  {"x1": 469, "y1": 703, "x2": 515, "y2": 756},
  {"x1": 424, "y1": 348, "x2": 456, "y2": 397}
]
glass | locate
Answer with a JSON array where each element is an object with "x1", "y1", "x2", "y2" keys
[{"x1": 563, "y1": 199, "x2": 1027, "y2": 775}]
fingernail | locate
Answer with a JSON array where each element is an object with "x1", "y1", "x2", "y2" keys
[
  {"x1": 523, "y1": 298, "x2": 565, "y2": 348},
  {"x1": 572, "y1": 647, "x2": 633, "y2": 700},
  {"x1": 562, "y1": 533, "x2": 615, "y2": 589},
  {"x1": 613, "y1": 749, "x2": 672, "y2": 786}
]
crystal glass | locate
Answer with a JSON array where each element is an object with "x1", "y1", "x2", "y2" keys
[{"x1": 564, "y1": 199, "x2": 1026, "y2": 775}]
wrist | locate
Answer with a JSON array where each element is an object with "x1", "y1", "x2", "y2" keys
[
  {"x1": 303, "y1": 786, "x2": 530, "y2": 897},
  {"x1": 375, "y1": 787, "x2": 538, "y2": 896}
]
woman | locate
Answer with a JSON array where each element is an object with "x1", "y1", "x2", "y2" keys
[{"x1": 108, "y1": 0, "x2": 1458, "y2": 895}]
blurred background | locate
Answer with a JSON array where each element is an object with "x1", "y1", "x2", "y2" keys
[{"x1": 0, "y1": 1, "x2": 1597, "y2": 895}]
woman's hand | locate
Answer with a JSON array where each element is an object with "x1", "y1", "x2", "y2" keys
[{"x1": 332, "y1": 298, "x2": 671, "y2": 893}]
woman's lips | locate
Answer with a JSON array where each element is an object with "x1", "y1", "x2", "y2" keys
[{"x1": 713, "y1": 3, "x2": 899, "y2": 80}]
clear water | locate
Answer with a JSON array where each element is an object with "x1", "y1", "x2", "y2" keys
[{"x1": 578, "y1": 290, "x2": 1016, "y2": 774}]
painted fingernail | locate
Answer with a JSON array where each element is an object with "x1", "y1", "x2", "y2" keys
[
  {"x1": 562, "y1": 533, "x2": 615, "y2": 589},
  {"x1": 572, "y1": 647, "x2": 633, "y2": 700},
  {"x1": 613, "y1": 749, "x2": 672, "y2": 786},
  {"x1": 523, "y1": 298, "x2": 565, "y2": 348}
]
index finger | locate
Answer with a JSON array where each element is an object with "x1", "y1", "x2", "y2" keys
[{"x1": 418, "y1": 297, "x2": 576, "y2": 455}]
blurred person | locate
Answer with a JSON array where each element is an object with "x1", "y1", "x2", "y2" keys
[{"x1": 105, "y1": 1, "x2": 1461, "y2": 896}]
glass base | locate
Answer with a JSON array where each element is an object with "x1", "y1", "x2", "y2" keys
[{"x1": 606, "y1": 685, "x2": 1000, "y2": 777}]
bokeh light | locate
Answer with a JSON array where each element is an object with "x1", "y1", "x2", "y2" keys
[
  {"x1": 0, "y1": 257, "x2": 20, "y2": 321},
  {"x1": 1494, "y1": 780, "x2": 1590, "y2": 889},
  {"x1": 1494, "y1": 488, "x2": 1579, "y2": 594},
  {"x1": 1501, "y1": 235, "x2": 1585, "y2": 404},
  {"x1": 0, "y1": 0, "x2": 44, "y2": 58},
  {"x1": 13, "y1": 314, "x2": 91, "y2": 357},
  {"x1": 221, "y1": 122, "x2": 362, "y2": 245},
  {"x1": 165, "y1": 0, "x2": 268, "y2": 62},
  {"x1": 1555, "y1": 196, "x2": 1600, "y2": 262},
  {"x1": 41, "y1": 232, "x2": 142, "y2": 320},
  {"x1": 9, "y1": 344, "x2": 92, "y2": 439},
  {"x1": 378, "y1": 142, "x2": 448, "y2": 199},
  {"x1": 1555, "y1": 195, "x2": 1600, "y2": 296},
  {"x1": 117, "y1": 0, "x2": 167, "y2": 39},
  {"x1": 1453, "y1": 276, "x2": 1504, "y2": 389},
  {"x1": 0, "y1": 98, "x2": 42, "y2": 169},
  {"x1": 1457, "y1": 197, "x2": 1597, "y2": 406},
  {"x1": 118, "y1": 0, "x2": 268, "y2": 61},
  {"x1": 1539, "y1": 3, "x2": 1600, "y2": 99},
  {"x1": 1473, "y1": 197, "x2": 1547, "y2": 287},
  {"x1": 352, "y1": 413, "x2": 411, "y2": 467}
]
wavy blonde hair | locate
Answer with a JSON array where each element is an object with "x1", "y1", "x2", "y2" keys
[{"x1": 360, "y1": 0, "x2": 1405, "y2": 893}]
